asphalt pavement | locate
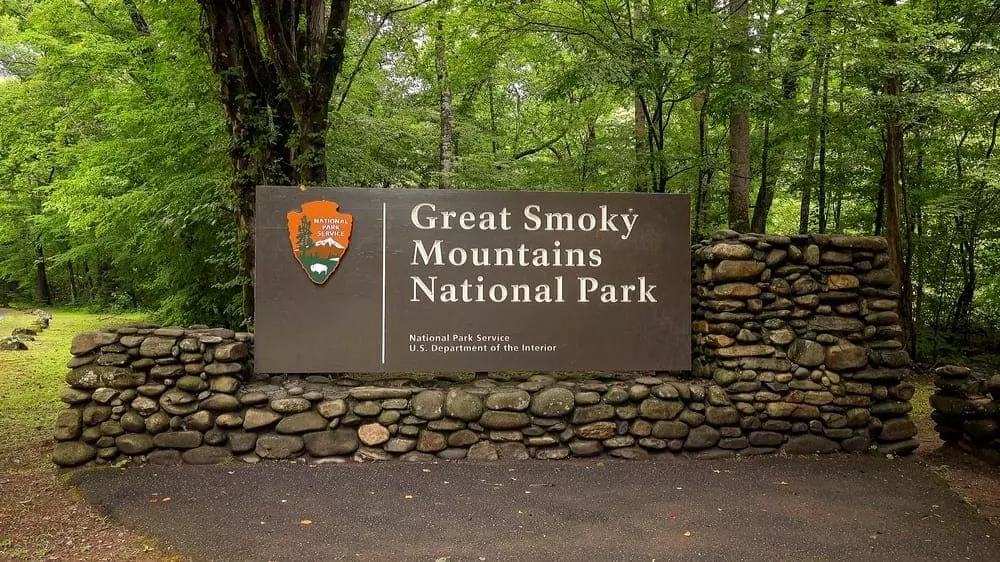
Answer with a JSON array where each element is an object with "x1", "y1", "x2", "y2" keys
[{"x1": 72, "y1": 455, "x2": 1000, "y2": 561}]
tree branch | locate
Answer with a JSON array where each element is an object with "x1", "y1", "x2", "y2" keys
[
  {"x1": 987, "y1": 111, "x2": 1000, "y2": 160},
  {"x1": 337, "y1": 0, "x2": 433, "y2": 110},
  {"x1": 256, "y1": 0, "x2": 309, "y2": 106},
  {"x1": 313, "y1": 0, "x2": 352, "y2": 101},
  {"x1": 513, "y1": 130, "x2": 567, "y2": 160},
  {"x1": 123, "y1": 0, "x2": 150, "y2": 35}
]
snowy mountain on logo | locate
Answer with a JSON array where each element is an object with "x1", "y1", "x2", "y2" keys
[{"x1": 315, "y1": 237, "x2": 345, "y2": 249}]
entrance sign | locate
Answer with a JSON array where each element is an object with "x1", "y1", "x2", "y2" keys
[{"x1": 255, "y1": 187, "x2": 690, "y2": 373}]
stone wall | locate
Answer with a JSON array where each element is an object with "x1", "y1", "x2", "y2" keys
[
  {"x1": 52, "y1": 231, "x2": 918, "y2": 467},
  {"x1": 691, "y1": 230, "x2": 917, "y2": 456},
  {"x1": 1, "y1": 308, "x2": 52, "y2": 351},
  {"x1": 931, "y1": 365, "x2": 1000, "y2": 464}
]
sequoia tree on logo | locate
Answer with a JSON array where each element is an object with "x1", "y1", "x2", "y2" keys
[{"x1": 286, "y1": 200, "x2": 354, "y2": 284}]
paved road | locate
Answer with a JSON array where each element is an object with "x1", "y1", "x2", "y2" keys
[{"x1": 73, "y1": 455, "x2": 1000, "y2": 561}]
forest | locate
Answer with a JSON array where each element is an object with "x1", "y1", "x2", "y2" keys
[{"x1": 0, "y1": 0, "x2": 998, "y2": 365}]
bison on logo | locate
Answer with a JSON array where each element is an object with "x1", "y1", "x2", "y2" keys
[{"x1": 287, "y1": 200, "x2": 354, "y2": 285}]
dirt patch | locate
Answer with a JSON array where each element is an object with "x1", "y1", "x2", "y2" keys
[
  {"x1": 910, "y1": 374, "x2": 1000, "y2": 528},
  {"x1": 0, "y1": 428, "x2": 181, "y2": 561}
]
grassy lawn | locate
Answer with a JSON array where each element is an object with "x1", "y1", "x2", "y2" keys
[
  {"x1": 0, "y1": 307, "x2": 178, "y2": 561},
  {"x1": 0, "y1": 308, "x2": 147, "y2": 433}
]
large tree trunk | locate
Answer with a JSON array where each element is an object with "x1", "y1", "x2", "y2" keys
[
  {"x1": 817, "y1": 59, "x2": 829, "y2": 233},
  {"x1": 882, "y1": 0, "x2": 915, "y2": 352},
  {"x1": 197, "y1": 0, "x2": 352, "y2": 325},
  {"x1": 798, "y1": 58, "x2": 823, "y2": 233},
  {"x1": 883, "y1": 64, "x2": 914, "y2": 350},
  {"x1": 436, "y1": 1, "x2": 454, "y2": 189},
  {"x1": 692, "y1": 0, "x2": 714, "y2": 237},
  {"x1": 35, "y1": 244, "x2": 51, "y2": 305},
  {"x1": 727, "y1": 0, "x2": 751, "y2": 232},
  {"x1": 751, "y1": 118, "x2": 772, "y2": 233},
  {"x1": 951, "y1": 232, "x2": 975, "y2": 342},
  {"x1": 728, "y1": 111, "x2": 750, "y2": 232}
]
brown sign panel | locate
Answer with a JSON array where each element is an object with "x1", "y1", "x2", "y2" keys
[{"x1": 255, "y1": 186, "x2": 690, "y2": 373}]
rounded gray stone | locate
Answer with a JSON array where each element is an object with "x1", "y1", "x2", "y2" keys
[
  {"x1": 485, "y1": 389, "x2": 531, "y2": 411},
  {"x1": 228, "y1": 432, "x2": 258, "y2": 454},
  {"x1": 145, "y1": 411, "x2": 170, "y2": 434},
  {"x1": 182, "y1": 446, "x2": 232, "y2": 465},
  {"x1": 530, "y1": 387, "x2": 575, "y2": 417},
  {"x1": 276, "y1": 412, "x2": 329, "y2": 434},
  {"x1": 445, "y1": 389, "x2": 483, "y2": 421},
  {"x1": 269, "y1": 398, "x2": 311, "y2": 414},
  {"x1": 116, "y1": 433, "x2": 154, "y2": 455},
  {"x1": 479, "y1": 411, "x2": 530, "y2": 429},
  {"x1": 255, "y1": 435, "x2": 304, "y2": 459},
  {"x1": 52, "y1": 442, "x2": 97, "y2": 467},
  {"x1": 243, "y1": 408, "x2": 283, "y2": 430},
  {"x1": 200, "y1": 393, "x2": 241, "y2": 412},
  {"x1": 302, "y1": 428, "x2": 358, "y2": 457},
  {"x1": 152, "y1": 430, "x2": 203, "y2": 449},
  {"x1": 683, "y1": 426, "x2": 721, "y2": 450},
  {"x1": 318, "y1": 399, "x2": 348, "y2": 419},
  {"x1": 159, "y1": 389, "x2": 198, "y2": 416}
]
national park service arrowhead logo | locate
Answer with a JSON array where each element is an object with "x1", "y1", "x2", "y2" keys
[{"x1": 287, "y1": 200, "x2": 353, "y2": 285}]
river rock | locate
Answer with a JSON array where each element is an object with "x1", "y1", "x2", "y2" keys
[
  {"x1": 276, "y1": 412, "x2": 328, "y2": 434},
  {"x1": 411, "y1": 390, "x2": 445, "y2": 420},
  {"x1": 52, "y1": 442, "x2": 97, "y2": 467},
  {"x1": 485, "y1": 389, "x2": 531, "y2": 411},
  {"x1": 358, "y1": 423, "x2": 391, "y2": 446},
  {"x1": 152, "y1": 431, "x2": 203, "y2": 449},
  {"x1": 116, "y1": 433, "x2": 154, "y2": 455},
  {"x1": 530, "y1": 387, "x2": 575, "y2": 417},
  {"x1": 256, "y1": 435, "x2": 304, "y2": 459}
]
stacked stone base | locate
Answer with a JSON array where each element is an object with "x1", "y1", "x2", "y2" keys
[
  {"x1": 52, "y1": 326, "x2": 913, "y2": 467},
  {"x1": 55, "y1": 372, "x2": 893, "y2": 467},
  {"x1": 931, "y1": 365, "x2": 1000, "y2": 464}
]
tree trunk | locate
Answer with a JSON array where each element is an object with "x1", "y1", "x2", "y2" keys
[
  {"x1": 488, "y1": 78, "x2": 499, "y2": 158},
  {"x1": 67, "y1": 259, "x2": 77, "y2": 305},
  {"x1": 798, "y1": 60, "x2": 823, "y2": 233},
  {"x1": 882, "y1": 23, "x2": 914, "y2": 350},
  {"x1": 635, "y1": 93, "x2": 649, "y2": 192},
  {"x1": 817, "y1": 58, "x2": 829, "y2": 233},
  {"x1": 35, "y1": 244, "x2": 51, "y2": 305},
  {"x1": 436, "y1": 1, "x2": 454, "y2": 189},
  {"x1": 581, "y1": 122, "x2": 597, "y2": 189},
  {"x1": 951, "y1": 234, "x2": 975, "y2": 342},
  {"x1": 694, "y1": 91, "x2": 711, "y2": 238},
  {"x1": 727, "y1": 0, "x2": 751, "y2": 232},
  {"x1": 874, "y1": 164, "x2": 885, "y2": 236},
  {"x1": 197, "y1": 0, "x2": 353, "y2": 325},
  {"x1": 728, "y1": 111, "x2": 750, "y2": 232},
  {"x1": 751, "y1": 118, "x2": 772, "y2": 233},
  {"x1": 881, "y1": 0, "x2": 915, "y2": 352}
]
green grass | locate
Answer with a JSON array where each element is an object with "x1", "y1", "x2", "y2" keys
[
  {"x1": 910, "y1": 375, "x2": 934, "y2": 421},
  {"x1": 0, "y1": 307, "x2": 148, "y2": 433}
]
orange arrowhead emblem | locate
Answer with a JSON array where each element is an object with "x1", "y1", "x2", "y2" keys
[{"x1": 286, "y1": 200, "x2": 354, "y2": 285}]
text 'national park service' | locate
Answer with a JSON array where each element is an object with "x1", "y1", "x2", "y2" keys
[{"x1": 408, "y1": 202, "x2": 657, "y2": 304}]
